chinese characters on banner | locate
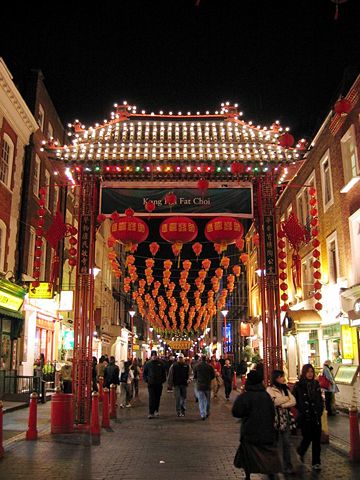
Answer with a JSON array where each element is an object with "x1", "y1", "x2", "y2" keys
[
  {"x1": 264, "y1": 215, "x2": 277, "y2": 276},
  {"x1": 79, "y1": 215, "x2": 91, "y2": 275}
]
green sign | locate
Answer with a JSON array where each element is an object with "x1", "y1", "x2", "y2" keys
[
  {"x1": 0, "y1": 279, "x2": 26, "y2": 312},
  {"x1": 101, "y1": 187, "x2": 253, "y2": 217}
]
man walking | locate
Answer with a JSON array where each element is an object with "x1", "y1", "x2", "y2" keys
[
  {"x1": 168, "y1": 353, "x2": 190, "y2": 417},
  {"x1": 193, "y1": 356, "x2": 215, "y2": 420},
  {"x1": 143, "y1": 350, "x2": 167, "y2": 419},
  {"x1": 103, "y1": 356, "x2": 120, "y2": 389}
]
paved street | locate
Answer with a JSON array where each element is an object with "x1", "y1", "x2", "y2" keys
[{"x1": 1, "y1": 384, "x2": 359, "y2": 480}]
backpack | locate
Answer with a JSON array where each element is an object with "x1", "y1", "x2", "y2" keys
[{"x1": 120, "y1": 371, "x2": 129, "y2": 383}]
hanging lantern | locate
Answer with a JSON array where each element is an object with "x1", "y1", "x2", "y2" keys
[
  {"x1": 240, "y1": 253, "x2": 248, "y2": 264},
  {"x1": 232, "y1": 265, "x2": 241, "y2": 277},
  {"x1": 160, "y1": 217, "x2": 198, "y2": 258},
  {"x1": 334, "y1": 97, "x2": 352, "y2": 116},
  {"x1": 165, "y1": 192, "x2": 177, "y2": 206},
  {"x1": 149, "y1": 241, "x2": 160, "y2": 257},
  {"x1": 197, "y1": 179, "x2": 209, "y2": 191},
  {"x1": 220, "y1": 256, "x2": 230, "y2": 270},
  {"x1": 111, "y1": 209, "x2": 149, "y2": 251},
  {"x1": 192, "y1": 242, "x2": 203, "y2": 258},
  {"x1": 278, "y1": 132, "x2": 295, "y2": 148},
  {"x1": 235, "y1": 237, "x2": 245, "y2": 251},
  {"x1": 202, "y1": 258, "x2": 211, "y2": 271},
  {"x1": 205, "y1": 217, "x2": 244, "y2": 253},
  {"x1": 145, "y1": 200, "x2": 156, "y2": 213},
  {"x1": 97, "y1": 213, "x2": 107, "y2": 224},
  {"x1": 111, "y1": 211, "x2": 120, "y2": 221}
]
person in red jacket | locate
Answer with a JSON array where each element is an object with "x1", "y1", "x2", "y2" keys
[{"x1": 210, "y1": 356, "x2": 222, "y2": 398}]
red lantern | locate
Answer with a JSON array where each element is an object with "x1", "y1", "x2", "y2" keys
[
  {"x1": 192, "y1": 242, "x2": 203, "y2": 257},
  {"x1": 279, "y1": 261, "x2": 287, "y2": 270},
  {"x1": 165, "y1": 192, "x2": 177, "y2": 206},
  {"x1": 315, "y1": 302, "x2": 323, "y2": 311},
  {"x1": 149, "y1": 242, "x2": 160, "y2": 257},
  {"x1": 309, "y1": 187, "x2": 317, "y2": 196},
  {"x1": 280, "y1": 283, "x2": 288, "y2": 291},
  {"x1": 279, "y1": 272, "x2": 287, "y2": 281},
  {"x1": 312, "y1": 239, "x2": 320, "y2": 248},
  {"x1": 160, "y1": 217, "x2": 198, "y2": 248},
  {"x1": 205, "y1": 217, "x2": 244, "y2": 250},
  {"x1": 235, "y1": 237, "x2": 245, "y2": 251},
  {"x1": 111, "y1": 213, "x2": 149, "y2": 249},
  {"x1": 281, "y1": 293, "x2": 288, "y2": 302},
  {"x1": 38, "y1": 208, "x2": 46, "y2": 217},
  {"x1": 281, "y1": 304, "x2": 288, "y2": 312},
  {"x1": 313, "y1": 271, "x2": 321, "y2": 280},
  {"x1": 97, "y1": 214, "x2": 107, "y2": 223},
  {"x1": 145, "y1": 201, "x2": 155, "y2": 213},
  {"x1": 313, "y1": 249, "x2": 320, "y2": 258},
  {"x1": 197, "y1": 179, "x2": 209, "y2": 191},
  {"x1": 313, "y1": 260, "x2": 321, "y2": 269},
  {"x1": 314, "y1": 292, "x2": 322, "y2": 301},
  {"x1": 278, "y1": 251, "x2": 286, "y2": 260},
  {"x1": 111, "y1": 211, "x2": 120, "y2": 221},
  {"x1": 278, "y1": 240, "x2": 286, "y2": 249},
  {"x1": 309, "y1": 198, "x2": 317, "y2": 206},
  {"x1": 240, "y1": 253, "x2": 248, "y2": 264},
  {"x1": 69, "y1": 237, "x2": 77, "y2": 245},
  {"x1": 278, "y1": 132, "x2": 294, "y2": 148},
  {"x1": 334, "y1": 98, "x2": 351, "y2": 116},
  {"x1": 314, "y1": 281, "x2": 322, "y2": 290},
  {"x1": 69, "y1": 247, "x2": 77, "y2": 256},
  {"x1": 68, "y1": 258, "x2": 77, "y2": 267}
]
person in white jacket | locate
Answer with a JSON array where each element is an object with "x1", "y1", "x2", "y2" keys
[{"x1": 267, "y1": 370, "x2": 296, "y2": 474}]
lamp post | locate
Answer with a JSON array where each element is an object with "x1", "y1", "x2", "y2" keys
[
  {"x1": 221, "y1": 309, "x2": 229, "y2": 356},
  {"x1": 129, "y1": 308, "x2": 136, "y2": 360}
]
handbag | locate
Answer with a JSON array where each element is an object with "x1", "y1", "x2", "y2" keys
[{"x1": 318, "y1": 374, "x2": 330, "y2": 390}]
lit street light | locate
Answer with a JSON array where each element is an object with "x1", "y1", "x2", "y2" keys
[
  {"x1": 221, "y1": 309, "x2": 229, "y2": 355},
  {"x1": 129, "y1": 308, "x2": 136, "y2": 359}
]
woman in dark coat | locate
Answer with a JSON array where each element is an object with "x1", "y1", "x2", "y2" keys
[
  {"x1": 232, "y1": 370, "x2": 281, "y2": 480},
  {"x1": 293, "y1": 363, "x2": 323, "y2": 470}
]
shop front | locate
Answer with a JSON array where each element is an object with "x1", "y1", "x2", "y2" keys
[{"x1": 0, "y1": 279, "x2": 26, "y2": 374}]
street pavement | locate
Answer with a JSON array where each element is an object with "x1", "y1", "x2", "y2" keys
[{"x1": 1, "y1": 384, "x2": 359, "y2": 480}]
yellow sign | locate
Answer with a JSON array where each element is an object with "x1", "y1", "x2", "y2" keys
[
  {"x1": 133, "y1": 344, "x2": 140, "y2": 351},
  {"x1": 0, "y1": 289, "x2": 23, "y2": 311},
  {"x1": 167, "y1": 340, "x2": 192, "y2": 350},
  {"x1": 29, "y1": 282, "x2": 53, "y2": 299},
  {"x1": 341, "y1": 325, "x2": 358, "y2": 360}
]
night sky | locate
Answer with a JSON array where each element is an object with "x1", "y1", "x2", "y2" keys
[{"x1": 2, "y1": 0, "x2": 360, "y2": 141}]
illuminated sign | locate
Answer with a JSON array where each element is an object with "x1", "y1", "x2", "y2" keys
[
  {"x1": 63, "y1": 330, "x2": 74, "y2": 350},
  {"x1": 341, "y1": 325, "x2": 358, "y2": 360},
  {"x1": 29, "y1": 282, "x2": 53, "y2": 299},
  {"x1": 0, "y1": 289, "x2": 23, "y2": 311},
  {"x1": 167, "y1": 340, "x2": 192, "y2": 350},
  {"x1": 59, "y1": 291, "x2": 74, "y2": 311}
]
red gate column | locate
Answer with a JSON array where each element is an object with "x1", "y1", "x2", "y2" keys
[
  {"x1": 73, "y1": 173, "x2": 99, "y2": 426},
  {"x1": 254, "y1": 174, "x2": 282, "y2": 383}
]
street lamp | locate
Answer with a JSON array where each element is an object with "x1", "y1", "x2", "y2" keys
[
  {"x1": 221, "y1": 309, "x2": 229, "y2": 355},
  {"x1": 129, "y1": 308, "x2": 136, "y2": 359}
]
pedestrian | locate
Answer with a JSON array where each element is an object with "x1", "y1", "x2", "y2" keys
[
  {"x1": 96, "y1": 355, "x2": 107, "y2": 381},
  {"x1": 210, "y1": 355, "x2": 222, "y2": 398},
  {"x1": 92, "y1": 356, "x2": 98, "y2": 391},
  {"x1": 130, "y1": 358, "x2": 141, "y2": 398},
  {"x1": 322, "y1": 360, "x2": 339, "y2": 416},
  {"x1": 60, "y1": 360, "x2": 72, "y2": 393},
  {"x1": 293, "y1": 363, "x2": 324, "y2": 471},
  {"x1": 103, "y1": 355, "x2": 120, "y2": 389},
  {"x1": 168, "y1": 353, "x2": 190, "y2": 417},
  {"x1": 267, "y1": 369, "x2": 296, "y2": 474},
  {"x1": 143, "y1": 350, "x2": 167, "y2": 419},
  {"x1": 119, "y1": 361, "x2": 134, "y2": 407},
  {"x1": 222, "y1": 358, "x2": 234, "y2": 400},
  {"x1": 232, "y1": 370, "x2": 281, "y2": 480},
  {"x1": 193, "y1": 355, "x2": 215, "y2": 420}
]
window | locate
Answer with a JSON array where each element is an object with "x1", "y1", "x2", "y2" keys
[
  {"x1": 320, "y1": 151, "x2": 334, "y2": 210},
  {"x1": 53, "y1": 184, "x2": 59, "y2": 212},
  {"x1": 37, "y1": 104, "x2": 45, "y2": 131},
  {"x1": 0, "y1": 134, "x2": 14, "y2": 189},
  {"x1": 341, "y1": 125, "x2": 359, "y2": 190},
  {"x1": 301, "y1": 253, "x2": 314, "y2": 300},
  {"x1": 296, "y1": 174, "x2": 315, "y2": 233},
  {"x1": 0, "y1": 220, "x2": 6, "y2": 273},
  {"x1": 47, "y1": 122, "x2": 54, "y2": 140},
  {"x1": 27, "y1": 227, "x2": 36, "y2": 275},
  {"x1": 349, "y1": 209, "x2": 360, "y2": 285},
  {"x1": 326, "y1": 232, "x2": 339, "y2": 284},
  {"x1": 44, "y1": 170, "x2": 50, "y2": 209},
  {"x1": 33, "y1": 155, "x2": 41, "y2": 197}
]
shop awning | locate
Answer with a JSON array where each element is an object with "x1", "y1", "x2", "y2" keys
[
  {"x1": 283, "y1": 309, "x2": 322, "y2": 334},
  {"x1": 0, "y1": 306, "x2": 23, "y2": 319}
]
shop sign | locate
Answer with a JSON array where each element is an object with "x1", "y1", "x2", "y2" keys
[
  {"x1": 0, "y1": 289, "x2": 23, "y2": 311},
  {"x1": 29, "y1": 282, "x2": 53, "y2": 299},
  {"x1": 63, "y1": 330, "x2": 74, "y2": 349},
  {"x1": 334, "y1": 365, "x2": 359, "y2": 386},
  {"x1": 167, "y1": 340, "x2": 192, "y2": 350},
  {"x1": 341, "y1": 325, "x2": 358, "y2": 360},
  {"x1": 133, "y1": 344, "x2": 140, "y2": 351},
  {"x1": 59, "y1": 291, "x2": 74, "y2": 311}
]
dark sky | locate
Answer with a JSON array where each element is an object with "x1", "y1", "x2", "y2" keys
[{"x1": 2, "y1": 0, "x2": 360, "y2": 140}]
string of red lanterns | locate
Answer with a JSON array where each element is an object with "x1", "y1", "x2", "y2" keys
[
  {"x1": 309, "y1": 188, "x2": 322, "y2": 311},
  {"x1": 32, "y1": 187, "x2": 47, "y2": 288}
]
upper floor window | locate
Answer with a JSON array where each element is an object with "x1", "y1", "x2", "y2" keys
[
  {"x1": 0, "y1": 134, "x2": 14, "y2": 189},
  {"x1": 44, "y1": 170, "x2": 51, "y2": 209},
  {"x1": 27, "y1": 227, "x2": 36, "y2": 275},
  {"x1": 320, "y1": 150, "x2": 334, "y2": 210},
  {"x1": 53, "y1": 184, "x2": 59, "y2": 213},
  {"x1": 301, "y1": 253, "x2": 314, "y2": 300},
  {"x1": 47, "y1": 122, "x2": 54, "y2": 140},
  {"x1": 326, "y1": 232, "x2": 339, "y2": 284},
  {"x1": 33, "y1": 155, "x2": 41, "y2": 197},
  {"x1": 0, "y1": 219, "x2": 6, "y2": 273},
  {"x1": 340, "y1": 125, "x2": 360, "y2": 192},
  {"x1": 40, "y1": 239, "x2": 47, "y2": 280},
  {"x1": 296, "y1": 174, "x2": 315, "y2": 233},
  {"x1": 37, "y1": 104, "x2": 45, "y2": 131}
]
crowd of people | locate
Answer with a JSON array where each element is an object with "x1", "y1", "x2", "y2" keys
[{"x1": 59, "y1": 352, "x2": 337, "y2": 478}]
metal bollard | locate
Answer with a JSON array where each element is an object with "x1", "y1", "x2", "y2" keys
[
  {"x1": 26, "y1": 392, "x2": 38, "y2": 440},
  {"x1": 110, "y1": 384, "x2": 117, "y2": 419},
  {"x1": 0, "y1": 401, "x2": 4, "y2": 458},
  {"x1": 101, "y1": 388, "x2": 110, "y2": 428},
  {"x1": 98, "y1": 376, "x2": 104, "y2": 402},
  {"x1": 91, "y1": 391, "x2": 101, "y2": 441},
  {"x1": 349, "y1": 406, "x2": 360, "y2": 462}
]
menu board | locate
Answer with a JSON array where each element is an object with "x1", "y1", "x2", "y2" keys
[{"x1": 334, "y1": 365, "x2": 359, "y2": 385}]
